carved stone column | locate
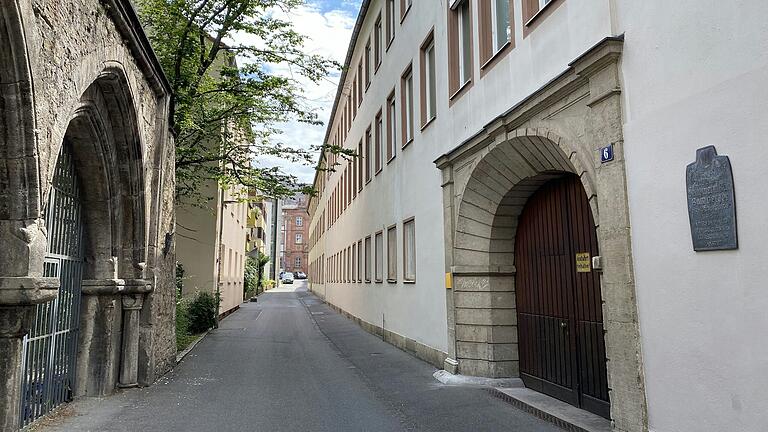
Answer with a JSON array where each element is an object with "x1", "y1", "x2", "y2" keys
[
  {"x1": 0, "y1": 220, "x2": 59, "y2": 430},
  {"x1": 119, "y1": 292, "x2": 145, "y2": 388},
  {"x1": 0, "y1": 306, "x2": 35, "y2": 431}
]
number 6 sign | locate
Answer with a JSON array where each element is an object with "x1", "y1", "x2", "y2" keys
[{"x1": 600, "y1": 144, "x2": 614, "y2": 163}]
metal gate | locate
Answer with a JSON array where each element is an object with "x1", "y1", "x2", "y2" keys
[
  {"x1": 515, "y1": 174, "x2": 610, "y2": 419},
  {"x1": 19, "y1": 142, "x2": 84, "y2": 427}
]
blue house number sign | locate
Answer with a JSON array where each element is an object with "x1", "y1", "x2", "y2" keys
[{"x1": 600, "y1": 144, "x2": 614, "y2": 163}]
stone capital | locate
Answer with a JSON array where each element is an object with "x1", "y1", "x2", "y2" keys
[
  {"x1": 0, "y1": 276, "x2": 59, "y2": 306},
  {"x1": 121, "y1": 293, "x2": 144, "y2": 310},
  {"x1": 82, "y1": 279, "x2": 152, "y2": 296}
]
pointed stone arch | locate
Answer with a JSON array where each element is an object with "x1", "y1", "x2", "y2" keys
[{"x1": 53, "y1": 65, "x2": 151, "y2": 397}]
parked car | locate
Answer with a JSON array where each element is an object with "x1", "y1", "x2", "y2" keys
[
  {"x1": 295, "y1": 271, "x2": 307, "y2": 279},
  {"x1": 281, "y1": 272, "x2": 294, "y2": 284}
]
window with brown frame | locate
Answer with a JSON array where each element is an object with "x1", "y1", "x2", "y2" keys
[
  {"x1": 364, "y1": 236, "x2": 372, "y2": 282},
  {"x1": 386, "y1": 0, "x2": 396, "y2": 47},
  {"x1": 374, "y1": 231, "x2": 383, "y2": 282},
  {"x1": 357, "y1": 139, "x2": 364, "y2": 191},
  {"x1": 357, "y1": 240, "x2": 363, "y2": 282},
  {"x1": 400, "y1": 0, "x2": 412, "y2": 21},
  {"x1": 374, "y1": 13, "x2": 383, "y2": 70},
  {"x1": 352, "y1": 155, "x2": 358, "y2": 199},
  {"x1": 419, "y1": 30, "x2": 437, "y2": 127},
  {"x1": 365, "y1": 125, "x2": 372, "y2": 182},
  {"x1": 386, "y1": 90, "x2": 396, "y2": 162},
  {"x1": 400, "y1": 64, "x2": 414, "y2": 147},
  {"x1": 352, "y1": 242, "x2": 357, "y2": 282},
  {"x1": 353, "y1": 76, "x2": 358, "y2": 118},
  {"x1": 387, "y1": 225, "x2": 397, "y2": 281},
  {"x1": 357, "y1": 61, "x2": 364, "y2": 105},
  {"x1": 403, "y1": 218, "x2": 416, "y2": 282},
  {"x1": 479, "y1": 0, "x2": 513, "y2": 66},
  {"x1": 374, "y1": 110, "x2": 383, "y2": 174},
  {"x1": 448, "y1": 0, "x2": 473, "y2": 97},
  {"x1": 365, "y1": 38, "x2": 372, "y2": 89},
  {"x1": 523, "y1": 0, "x2": 556, "y2": 24}
]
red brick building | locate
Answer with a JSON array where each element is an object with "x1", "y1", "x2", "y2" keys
[{"x1": 281, "y1": 194, "x2": 309, "y2": 275}]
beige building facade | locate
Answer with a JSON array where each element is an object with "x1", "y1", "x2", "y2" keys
[
  {"x1": 177, "y1": 185, "x2": 248, "y2": 315},
  {"x1": 308, "y1": 1, "x2": 768, "y2": 431}
]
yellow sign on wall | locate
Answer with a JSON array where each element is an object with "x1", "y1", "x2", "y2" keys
[
  {"x1": 576, "y1": 252, "x2": 591, "y2": 273},
  {"x1": 445, "y1": 272, "x2": 453, "y2": 289}
]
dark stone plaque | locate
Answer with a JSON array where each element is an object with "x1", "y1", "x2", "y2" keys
[{"x1": 686, "y1": 146, "x2": 738, "y2": 251}]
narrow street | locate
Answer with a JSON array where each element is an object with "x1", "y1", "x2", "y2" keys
[{"x1": 34, "y1": 281, "x2": 560, "y2": 432}]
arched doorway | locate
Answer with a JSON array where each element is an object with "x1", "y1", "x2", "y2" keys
[
  {"x1": 19, "y1": 142, "x2": 85, "y2": 426},
  {"x1": 515, "y1": 174, "x2": 609, "y2": 418}
]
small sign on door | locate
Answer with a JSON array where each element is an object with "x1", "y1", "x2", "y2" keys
[{"x1": 576, "y1": 252, "x2": 591, "y2": 273}]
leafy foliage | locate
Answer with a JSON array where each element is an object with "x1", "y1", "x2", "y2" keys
[
  {"x1": 137, "y1": 0, "x2": 351, "y2": 202},
  {"x1": 187, "y1": 291, "x2": 219, "y2": 333},
  {"x1": 244, "y1": 252, "x2": 271, "y2": 298}
]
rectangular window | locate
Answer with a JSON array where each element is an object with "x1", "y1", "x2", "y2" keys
[
  {"x1": 357, "y1": 240, "x2": 363, "y2": 282},
  {"x1": 387, "y1": 225, "x2": 397, "y2": 281},
  {"x1": 400, "y1": 65, "x2": 414, "y2": 146},
  {"x1": 365, "y1": 38, "x2": 372, "y2": 89},
  {"x1": 374, "y1": 231, "x2": 383, "y2": 282},
  {"x1": 357, "y1": 61, "x2": 364, "y2": 106},
  {"x1": 386, "y1": 91, "x2": 396, "y2": 162},
  {"x1": 375, "y1": 110, "x2": 383, "y2": 174},
  {"x1": 458, "y1": 2, "x2": 472, "y2": 85},
  {"x1": 400, "y1": 0, "x2": 412, "y2": 21},
  {"x1": 365, "y1": 126, "x2": 372, "y2": 182},
  {"x1": 294, "y1": 256, "x2": 301, "y2": 268},
  {"x1": 523, "y1": 0, "x2": 554, "y2": 25},
  {"x1": 352, "y1": 242, "x2": 357, "y2": 282},
  {"x1": 449, "y1": 0, "x2": 473, "y2": 96},
  {"x1": 357, "y1": 139, "x2": 364, "y2": 192},
  {"x1": 296, "y1": 216, "x2": 303, "y2": 227},
  {"x1": 479, "y1": 0, "x2": 513, "y2": 65},
  {"x1": 353, "y1": 76, "x2": 358, "y2": 118},
  {"x1": 295, "y1": 233, "x2": 303, "y2": 244},
  {"x1": 364, "y1": 236, "x2": 372, "y2": 282},
  {"x1": 386, "y1": 0, "x2": 396, "y2": 46},
  {"x1": 491, "y1": 0, "x2": 511, "y2": 54},
  {"x1": 374, "y1": 14, "x2": 383, "y2": 70},
  {"x1": 420, "y1": 31, "x2": 437, "y2": 126},
  {"x1": 403, "y1": 218, "x2": 416, "y2": 282}
]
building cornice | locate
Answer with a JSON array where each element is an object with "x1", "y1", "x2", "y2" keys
[
  {"x1": 308, "y1": 0, "x2": 373, "y2": 211},
  {"x1": 104, "y1": 0, "x2": 172, "y2": 98}
]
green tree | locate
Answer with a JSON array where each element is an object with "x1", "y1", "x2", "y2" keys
[
  {"x1": 137, "y1": 0, "x2": 352, "y2": 202},
  {"x1": 244, "y1": 252, "x2": 270, "y2": 298}
]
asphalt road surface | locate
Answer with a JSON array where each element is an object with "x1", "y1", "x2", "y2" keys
[{"x1": 35, "y1": 280, "x2": 560, "y2": 432}]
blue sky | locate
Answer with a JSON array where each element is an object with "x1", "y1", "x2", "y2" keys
[{"x1": 243, "y1": 0, "x2": 363, "y2": 185}]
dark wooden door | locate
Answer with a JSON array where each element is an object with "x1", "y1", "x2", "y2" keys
[{"x1": 515, "y1": 175, "x2": 610, "y2": 419}]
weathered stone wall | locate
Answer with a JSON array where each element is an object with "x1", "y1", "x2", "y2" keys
[{"x1": 0, "y1": 0, "x2": 175, "y2": 427}]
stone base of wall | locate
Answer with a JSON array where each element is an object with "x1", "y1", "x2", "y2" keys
[{"x1": 322, "y1": 301, "x2": 448, "y2": 369}]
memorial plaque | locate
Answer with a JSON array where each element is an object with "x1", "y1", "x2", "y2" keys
[{"x1": 686, "y1": 146, "x2": 738, "y2": 251}]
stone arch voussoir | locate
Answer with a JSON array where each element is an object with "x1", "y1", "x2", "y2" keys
[{"x1": 454, "y1": 128, "x2": 599, "y2": 269}]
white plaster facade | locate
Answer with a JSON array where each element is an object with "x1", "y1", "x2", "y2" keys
[
  {"x1": 615, "y1": 2, "x2": 768, "y2": 431},
  {"x1": 308, "y1": 1, "x2": 768, "y2": 431}
]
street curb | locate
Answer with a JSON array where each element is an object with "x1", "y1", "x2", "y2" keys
[
  {"x1": 175, "y1": 330, "x2": 211, "y2": 364},
  {"x1": 486, "y1": 388, "x2": 607, "y2": 432}
]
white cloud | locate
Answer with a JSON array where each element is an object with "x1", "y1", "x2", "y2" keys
[{"x1": 230, "y1": 1, "x2": 360, "y2": 185}]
